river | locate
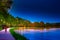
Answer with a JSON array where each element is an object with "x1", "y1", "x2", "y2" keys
[{"x1": 15, "y1": 28, "x2": 60, "y2": 40}]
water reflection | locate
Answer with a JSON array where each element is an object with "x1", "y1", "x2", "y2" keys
[{"x1": 15, "y1": 28, "x2": 60, "y2": 40}]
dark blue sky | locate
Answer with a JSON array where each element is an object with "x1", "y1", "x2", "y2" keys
[{"x1": 9, "y1": 0, "x2": 60, "y2": 23}]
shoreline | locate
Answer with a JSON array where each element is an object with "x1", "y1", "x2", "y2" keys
[
  {"x1": 14, "y1": 27, "x2": 60, "y2": 32},
  {"x1": 15, "y1": 27, "x2": 60, "y2": 30}
]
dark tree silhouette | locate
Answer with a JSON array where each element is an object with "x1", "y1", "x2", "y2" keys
[{"x1": 0, "y1": 0, "x2": 13, "y2": 11}]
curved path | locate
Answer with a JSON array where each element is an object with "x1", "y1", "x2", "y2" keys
[{"x1": 0, "y1": 28, "x2": 15, "y2": 40}]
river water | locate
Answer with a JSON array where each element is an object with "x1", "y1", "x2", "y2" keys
[{"x1": 15, "y1": 28, "x2": 60, "y2": 40}]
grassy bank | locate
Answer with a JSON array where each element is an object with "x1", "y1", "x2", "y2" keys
[
  {"x1": 10, "y1": 28, "x2": 28, "y2": 40},
  {"x1": 0, "y1": 26, "x2": 2, "y2": 31}
]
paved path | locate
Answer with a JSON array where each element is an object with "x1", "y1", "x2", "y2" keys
[{"x1": 0, "y1": 28, "x2": 15, "y2": 40}]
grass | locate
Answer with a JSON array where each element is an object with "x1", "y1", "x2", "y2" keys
[
  {"x1": 10, "y1": 28, "x2": 28, "y2": 40},
  {"x1": 0, "y1": 26, "x2": 2, "y2": 31}
]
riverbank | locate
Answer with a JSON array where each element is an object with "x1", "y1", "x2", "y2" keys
[
  {"x1": 10, "y1": 28, "x2": 28, "y2": 40},
  {"x1": 14, "y1": 27, "x2": 59, "y2": 32}
]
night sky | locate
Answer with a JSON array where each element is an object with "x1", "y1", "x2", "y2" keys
[{"x1": 9, "y1": 0, "x2": 60, "y2": 23}]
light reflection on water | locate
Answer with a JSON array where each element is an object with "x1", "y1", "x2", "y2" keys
[{"x1": 15, "y1": 28, "x2": 60, "y2": 40}]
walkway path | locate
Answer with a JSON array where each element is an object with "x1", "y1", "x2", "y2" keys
[{"x1": 0, "y1": 28, "x2": 15, "y2": 40}]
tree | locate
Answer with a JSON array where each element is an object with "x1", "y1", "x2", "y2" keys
[
  {"x1": 0, "y1": 0, "x2": 13, "y2": 10},
  {"x1": 45, "y1": 23, "x2": 51, "y2": 29},
  {"x1": 33, "y1": 22, "x2": 40, "y2": 27},
  {"x1": 39, "y1": 21, "x2": 45, "y2": 28}
]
